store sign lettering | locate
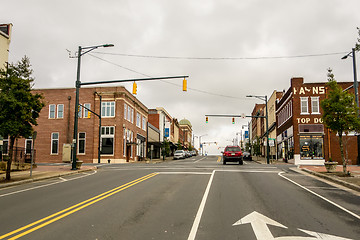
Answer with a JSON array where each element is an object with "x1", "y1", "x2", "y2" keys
[
  {"x1": 297, "y1": 118, "x2": 323, "y2": 124},
  {"x1": 293, "y1": 86, "x2": 325, "y2": 95}
]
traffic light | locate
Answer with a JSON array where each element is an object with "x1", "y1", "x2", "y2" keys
[
  {"x1": 183, "y1": 78, "x2": 187, "y2": 91},
  {"x1": 132, "y1": 81, "x2": 137, "y2": 95},
  {"x1": 232, "y1": 117, "x2": 235, "y2": 124},
  {"x1": 87, "y1": 111, "x2": 91, "y2": 118},
  {"x1": 206, "y1": 116, "x2": 208, "y2": 123}
]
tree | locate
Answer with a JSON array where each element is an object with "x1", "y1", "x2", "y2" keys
[
  {"x1": 161, "y1": 138, "x2": 170, "y2": 159},
  {"x1": 188, "y1": 144, "x2": 193, "y2": 151},
  {"x1": 320, "y1": 68, "x2": 360, "y2": 173},
  {"x1": 0, "y1": 56, "x2": 44, "y2": 180},
  {"x1": 252, "y1": 136, "x2": 261, "y2": 156},
  {"x1": 177, "y1": 140, "x2": 182, "y2": 150}
]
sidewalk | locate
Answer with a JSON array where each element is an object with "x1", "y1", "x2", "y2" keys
[
  {"x1": 0, "y1": 157, "x2": 174, "y2": 188},
  {"x1": 253, "y1": 156, "x2": 360, "y2": 192},
  {"x1": 0, "y1": 164, "x2": 97, "y2": 189}
]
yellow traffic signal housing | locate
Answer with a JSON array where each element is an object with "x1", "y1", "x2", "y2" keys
[
  {"x1": 206, "y1": 116, "x2": 208, "y2": 123},
  {"x1": 183, "y1": 78, "x2": 187, "y2": 91},
  {"x1": 87, "y1": 111, "x2": 91, "y2": 118},
  {"x1": 132, "y1": 81, "x2": 137, "y2": 95}
]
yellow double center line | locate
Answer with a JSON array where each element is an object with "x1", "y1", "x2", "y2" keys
[{"x1": 0, "y1": 172, "x2": 158, "y2": 240}]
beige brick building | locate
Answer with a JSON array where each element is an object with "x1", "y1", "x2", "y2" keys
[{"x1": 0, "y1": 23, "x2": 12, "y2": 70}]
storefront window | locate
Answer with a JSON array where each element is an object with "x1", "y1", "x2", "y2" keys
[{"x1": 300, "y1": 135, "x2": 324, "y2": 159}]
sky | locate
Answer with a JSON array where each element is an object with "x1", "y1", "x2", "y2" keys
[{"x1": 2, "y1": 0, "x2": 360, "y2": 155}]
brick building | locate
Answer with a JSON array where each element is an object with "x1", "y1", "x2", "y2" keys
[
  {"x1": 179, "y1": 119, "x2": 193, "y2": 149},
  {"x1": 276, "y1": 77, "x2": 357, "y2": 165},
  {"x1": 251, "y1": 103, "x2": 265, "y2": 155},
  {"x1": 148, "y1": 107, "x2": 175, "y2": 156},
  {"x1": 4, "y1": 86, "x2": 148, "y2": 163}
]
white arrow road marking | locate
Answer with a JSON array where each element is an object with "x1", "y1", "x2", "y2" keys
[
  {"x1": 298, "y1": 229, "x2": 353, "y2": 240},
  {"x1": 233, "y1": 211, "x2": 287, "y2": 240},
  {"x1": 233, "y1": 211, "x2": 354, "y2": 240}
]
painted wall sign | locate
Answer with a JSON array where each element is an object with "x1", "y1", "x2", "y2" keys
[
  {"x1": 296, "y1": 118, "x2": 323, "y2": 124},
  {"x1": 293, "y1": 86, "x2": 325, "y2": 95}
]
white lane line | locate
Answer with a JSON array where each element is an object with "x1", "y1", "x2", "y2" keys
[
  {"x1": 58, "y1": 177, "x2": 68, "y2": 182},
  {"x1": 0, "y1": 170, "x2": 97, "y2": 198},
  {"x1": 187, "y1": 170, "x2": 215, "y2": 240},
  {"x1": 194, "y1": 157, "x2": 207, "y2": 163},
  {"x1": 278, "y1": 172, "x2": 360, "y2": 220},
  {"x1": 304, "y1": 186, "x2": 341, "y2": 190},
  {"x1": 157, "y1": 172, "x2": 212, "y2": 175}
]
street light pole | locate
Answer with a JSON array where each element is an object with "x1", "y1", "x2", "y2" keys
[
  {"x1": 72, "y1": 44, "x2": 114, "y2": 170},
  {"x1": 199, "y1": 134, "x2": 207, "y2": 156},
  {"x1": 342, "y1": 48, "x2": 360, "y2": 165}
]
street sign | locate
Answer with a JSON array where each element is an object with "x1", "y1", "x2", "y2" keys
[
  {"x1": 233, "y1": 211, "x2": 352, "y2": 240},
  {"x1": 241, "y1": 113, "x2": 246, "y2": 119}
]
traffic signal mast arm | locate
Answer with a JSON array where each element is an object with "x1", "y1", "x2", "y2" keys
[
  {"x1": 80, "y1": 76, "x2": 189, "y2": 86},
  {"x1": 79, "y1": 104, "x2": 100, "y2": 118}
]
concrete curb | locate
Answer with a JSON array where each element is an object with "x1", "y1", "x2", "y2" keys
[
  {"x1": 299, "y1": 168, "x2": 360, "y2": 193},
  {"x1": 0, "y1": 168, "x2": 96, "y2": 189}
]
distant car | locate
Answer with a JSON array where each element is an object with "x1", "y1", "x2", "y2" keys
[
  {"x1": 191, "y1": 150, "x2": 197, "y2": 156},
  {"x1": 174, "y1": 150, "x2": 186, "y2": 159},
  {"x1": 222, "y1": 146, "x2": 243, "y2": 165},
  {"x1": 185, "y1": 150, "x2": 192, "y2": 158},
  {"x1": 243, "y1": 151, "x2": 252, "y2": 160}
]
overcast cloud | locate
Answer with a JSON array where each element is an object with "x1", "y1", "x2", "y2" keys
[{"x1": 2, "y1": 0, "x2": 360, "y2": 154}]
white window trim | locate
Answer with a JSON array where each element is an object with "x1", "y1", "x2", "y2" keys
[
  {"x1": 25, "y1": 139, "x2": 33, "y2": 154},
  {"x1": 49, "y1": 104, "x2": 56, "y2": 119},
  {"x1": 51, "y1": 132, "x2": 59, "y2": 155},
  {"x1": 124, "y1": 103, "x2": 127, "y2": 120},
  {"x1": 300, "y1": 97, "x2": 309, "y2": 115},
  {"x1": 123, "y1": 128, "x2": 126, "y2": 156},
  {"x1": 101, "y1": 126, "x2": 115, "y2": 155},
  {"x1": 57, "y1": 104, "x2": 64, "y2": 119},
  {"x1": 142, "y1": 116, "x2": 147, "y2": 131},
  {"x1": 78, "y1": 132, "x2": 86, "y2": 155},
  {"x1": 136, "y1": 112, "x2": 141, "y2": 128},
  {"x1": 102, "y1": 102, "x2": 115, "y2": 118},
  {"x1": 311, "y1": 96, "x2": 320, "y2": 114}
]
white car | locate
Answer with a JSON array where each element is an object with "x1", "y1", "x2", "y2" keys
[{"x1": 173, "y1": 150, "x2": 186, "y2": 159}]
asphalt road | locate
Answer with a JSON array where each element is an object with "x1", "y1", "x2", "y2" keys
[{"x1": 0, "y1": 156, "x2": 359, "y2": 240}]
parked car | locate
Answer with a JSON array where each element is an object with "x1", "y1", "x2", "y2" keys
[
  {"x1": 185, "y1": 150, "x2": 192, "y2": 158},
  {"x1": 191, "y1": 150, "x2": 197, "y2": 156},
  {"x1": 243, "y1": 151, "x2": 252, "y2": 160},
  {"x1": 222, "y1": 146, "x2": 243, "y2": 165},
  {"x1": 173, "y1": 150, "x2": 186, "y2": 159}
]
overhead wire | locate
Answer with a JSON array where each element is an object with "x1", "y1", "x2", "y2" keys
[
  {"x1": 89, "y1": 50, "x2": 348, "y2": 99},
  {"x1": 88, "y1": 53, "x2": 246, "y2": 100},
  {"x1": 93, "y1": 51, "x2": 348, "y2": 60}
]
